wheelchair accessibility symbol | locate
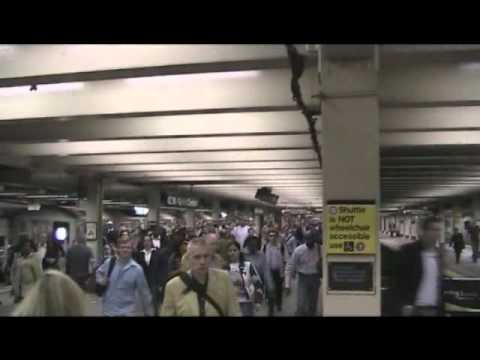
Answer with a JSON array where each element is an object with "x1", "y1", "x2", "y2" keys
[{"x1": 356, "y1": 242, "x2": 365, "y2": 251}]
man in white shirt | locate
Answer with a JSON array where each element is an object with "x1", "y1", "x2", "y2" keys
[
  {"x1": 285, "y1": 232, "x2": 321, "y2": 316},
  {"x1": 392, "y1": 216, "x2": 443, "y2": 316},
  {"x1": 231, "y1": 221, "x2": 250, "y2": 251}
]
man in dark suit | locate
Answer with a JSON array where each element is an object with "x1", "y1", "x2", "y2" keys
[
  {"x1": 66, "y1": 236, "x2": 94, "y2": 290},
  {"x1": 391, "y1": 216, "x2": 444, "y2": 317},
  {"x1": 135, "y1": 235, "x2": 170, "y2": 316}
]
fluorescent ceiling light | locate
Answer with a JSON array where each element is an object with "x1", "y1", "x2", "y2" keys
[
  {"x1": 24, "y1": 194, "x2": 69, "y2": 199},
  {"x1": 124, "y1": 70, "x2": 261, "y2": 85},
  {"x1": 27, "y1": 203, "x2": 41, "y2": 211},
  {"x1": 0, "y1": 192, "x2": 27, "y2": 196},
  {"x1": 134, "y1": 206, "x2": 149, "y2": 216},
  {"x1": 55, "y1": 227, "x2": 68, "y2": 241},
  {"x1": 103, "y1": 201, "x2": 131, "y2": 206},
  {"x1": 0, "y1": 82, "x2": 84, "y2": 97}
]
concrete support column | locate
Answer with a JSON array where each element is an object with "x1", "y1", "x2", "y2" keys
[
  {"x1": 147, "y1": 187, "x2": 160, "y2": 228},
  {"x1": 212, "y1": 199, "x2": 221, "y2": 221},
  {"x1": 404, "y1": 216, "x2": 410, "y2": 239},
  {"x1": 320, "y1": 45, "x2": 381, "y2": 316},
  {"x1": 444, "y1": 209, "x2": 453, "y2": 241},
  {"x1": 274, "y1": 210, "x2": 282, "y2": 227},
  {"x1": 79, "y1": 176, "x2": 104, "y2": 261},
  {"x1": 184, "y1": 210, "x2": 195, "y2": 229},
  {"x1": 254, "y1": 208, "x2": 264, "y2": 235},
  {"x1": 472, "y1": 196, "x2": 480, "y2": 226},
  {"x1": 437, "y1": 206, "x2": 446, "y2": 245},
  {"x1": 453, "y1": 205, "x2": 463, "y2": 232},
  {"x1": 401, "y1": 216, "x2": 406, "y2": 237},
  {"x1": 408, "y1": 216, "x2": 414, "y2": 239}
]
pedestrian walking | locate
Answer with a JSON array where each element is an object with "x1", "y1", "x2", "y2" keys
[
  {"x1": 66, "y1": 236, "x2": 94, "y2": 290},
  {"x1": 450, "y1": 227, "x2": 465, "y2": 264},
  {"x1": 263, "y1": 229, "x2": 286, "y2": 316},
  {"x1": 96, "y1": 236, "x2": 153, "y2": 317},
  {"x1": 285, "y1": 232, "x2": 322, "y2": 316},
  {"x1": 161, "y1": 237, "x2": 240, "y2": 317},
  {"x1": 391, "y1": 216, "x2": 444, "y2": 316}
]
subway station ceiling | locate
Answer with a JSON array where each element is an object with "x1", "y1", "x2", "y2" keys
[{"x1": 2, "y1": 44, "x2": 480, "y2": 210}]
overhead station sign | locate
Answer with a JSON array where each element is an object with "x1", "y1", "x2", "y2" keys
[
  {"x1": 326, "y1": 201, "x2": 377, "y2": 255},
  {"x1": 161, "y1": 193, "x2": 201, "y2": 209}
]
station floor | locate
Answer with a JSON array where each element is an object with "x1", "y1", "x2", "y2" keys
[{"x1": 1, "y1": 236, "x2": 476, "y2": 316}]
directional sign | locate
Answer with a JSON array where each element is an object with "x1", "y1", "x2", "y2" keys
[{"x1": 326, "y1": 202, "x2": 377, "y2": 255}]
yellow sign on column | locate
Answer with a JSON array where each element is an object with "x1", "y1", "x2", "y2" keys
[{"x1": 326, "y1": 203, "x2": 377, "y2": 254}]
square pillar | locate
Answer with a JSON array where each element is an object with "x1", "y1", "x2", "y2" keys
[
  {"x1": 147, "y1": 187, "x2": 160, "y2": 229},
  {"x1": 472, "y1": 196, "x2": 480, "y2": 226},
  {"x1": 212, "y1": 199, "x2": 221, "y2": 220},
  {"x1": 79, "y1": 176, "x2": 104, "y2": 261},
  {"x1": 184, "y1": 210, "x2": 195, "y2": 229},
  {"x1": 321, "y1": 45, "x2": 381, "y2": 316}
]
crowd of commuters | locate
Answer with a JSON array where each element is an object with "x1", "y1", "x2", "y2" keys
[
  {"x1": 3, "y1": 218, "x2": 326, "y2": 317},
  {"x1": 4, "y1": 211, "x2": 480, "y2": 317}
]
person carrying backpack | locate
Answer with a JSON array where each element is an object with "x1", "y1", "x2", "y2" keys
[
  {"x1": 95, "y1": 236, "x2": 152, "y2": 317},
  {"x1": 161, "y1": 237, "x2": 240, "y2": 317}
]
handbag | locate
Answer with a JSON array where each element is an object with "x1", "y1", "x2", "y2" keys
[
  {"x1": 240, "y1": 262, "x2": 264, "y2": 305},
  {"x1": 95, "y1": 257, "x2": 116, "y2": 297}
]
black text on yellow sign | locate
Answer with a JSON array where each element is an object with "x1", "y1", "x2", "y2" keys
[{"x1": 326, "y1": 204, "x2": 377, "y2": 254}]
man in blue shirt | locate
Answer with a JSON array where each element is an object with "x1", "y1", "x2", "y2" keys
[{"x1": 96, "y1": 237, "x2": 153, "y2": 317}]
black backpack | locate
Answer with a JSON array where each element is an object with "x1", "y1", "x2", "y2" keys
[{"x1": 95, "y1": 257, "x2": 117, "y2": 297}]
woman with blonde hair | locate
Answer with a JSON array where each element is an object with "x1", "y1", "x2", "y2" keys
[{"x1": 13, "y1": 270, "x2": 87, "y2": 316}]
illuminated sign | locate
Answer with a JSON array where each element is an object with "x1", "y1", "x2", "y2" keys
[
  {"x1": 53, "y1": 221, "x2": 70, "y2": 244},
  {"x1": 326, "y1": 201, "x2": 377, "y2": 255},
  {"x1": 134, "y1": 206, "x2": 150, "y2": 216},
  {"x1": 162, "y1": 193, "x2": 200, "y2": 208},
  {"x1": 55, "y1": 227, "x2": 68, "y2": 241}
]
